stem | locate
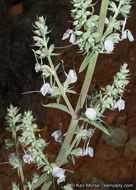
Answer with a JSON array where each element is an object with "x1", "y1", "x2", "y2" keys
[
  {"x1": 13, "y1": 130, "x2": 26, "y2": 190},
  {"x1": 41, "y1": 0, "x2": 109, "y2": 189},
  {"x1": 47, "y1": 56, "x2": 77, "y2": 118}
]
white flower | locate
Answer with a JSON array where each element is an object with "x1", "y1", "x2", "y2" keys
[
  {"x1": 82, "y1": 147, "x2": 94, "y2": 157},
  {"x1": 127, "y1": 30, "x2": 134, "y2": 42},
  {"x1": 62, "y1": 29, "x2": 73, "y2": 40},
  {"x1": 85, "y1": 108, "x2": 97, "y2": 120},
  {"x1": 8, "y1": 153, "x2": 17, "y2": 164},
  {"x1": 113, "y1": 99, "x2": 125, "y2": 111},
  {"x1": 23, "y1": 154, "x2": 35, "y2": 164},
  {"x1": 88, "y1": 128, "x2": 95, "y2": 138},
  {"x1": 40, "y1": 83, "x2": 53, "y2": 96},
  {"x1": 35, "y1": 63, "x2": 41, "y2": 72},
  {"x1": 69, "y1": 33, "x2": 77, "y2": 44},
  {"x1": 52, "y1": 166, "x2": 66, "y2": 184},
  {"x1": 104, "y1": 40, "x2": 114, "y2": 52},
  {"x1": 119, "y1": 17, "x2": 134, "y2": 42},
  {"x1": 66, "y1": 70, "x2": 77, "y2": 84},
  {"x1": 51, "y1": 130, "x2": 63, "y2": 143},
  {"x1": 62, "y1": 29, "x2": 77, "y2": 44}
]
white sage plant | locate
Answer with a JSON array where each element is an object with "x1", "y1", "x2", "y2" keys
[{"x1": 4, "y1": 0, "x2": 134, "y2": 190}]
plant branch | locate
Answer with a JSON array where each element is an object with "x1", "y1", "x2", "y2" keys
[
  {"x1": 47, "y1": 55, "x2": 77, "y2": 118},
  {"x1": 41, "y1": 0, "x2": 109, "y2": 189}
]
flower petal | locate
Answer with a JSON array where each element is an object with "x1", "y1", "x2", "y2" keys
[
  {"x1": 62, "y1": 29, "x2": 73, "y2": 40},
  {"x1": 104, "y1": 40, "x2": 114, "y2": 52},
  {"x1": 85, "y1": 108, "x2": 97, "y2": 120},
  {"x1": 69, "y1": 33, "x2": 77, "y2": 44},
  {"x1": 40, "y1": 83, "x2": 53, "y2": 96},
  {"x1": 127, "y1": 30, "x2": 134, "y2": 42},
  {"x1": 51, "y1": 130, "x2": 63, "y2": 143},
  {"x1": 67, "y1": 70, "x2": 77, "y2": 84}
]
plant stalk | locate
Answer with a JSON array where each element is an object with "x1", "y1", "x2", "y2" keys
[
  {"x1": 13, "y1": 129, "x2": 26, "y2": 190},
  {"x1": 41, "y1": 0, "x2": 109, "y2": 189},
  {"x1": 47, "y1": 56, "x2": 77, "y2": 118}
]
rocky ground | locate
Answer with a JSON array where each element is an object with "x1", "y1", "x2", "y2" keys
[{"x1": 0, "y1": 0, "x2": 136, "y2": 190}]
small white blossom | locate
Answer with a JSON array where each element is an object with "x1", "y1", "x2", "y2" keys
[
  {"x1": 69, "y1": 33, "x2": 77, "y2": 44},
  {"x1": 104, "y1": 40, "x2": 114, "y2": 52},
  {"x1": 62, "y1": 29, "x2": 73, "y2": 40},
  {"x1": 62, "y1": 29, "x2": 77, "y2": 44},
  {"x1": 85, "y1": 108, "x2": 97, "y2": 120},
  {"x1": 40, "y1": 83, "x2": 53, "y2": 96},
  {"x1": 66, "y1": 70, "x2": 77, "y2": 84},
  {"x1": 119, "y1": 17, "x2": 134, "y2": 42},
  {"x1": 120, "y1": 30, "x2": 134, "y2": 42},
  {"x1": 35, "y1": 63, "x2": 41, "y2": 72},
  {"x1": 127, "y1": 30, "x2": 134, "y2": 42},
  {"x1": 82, "y1": 147, "x2": 94, "y2": 157},
  {"x1": 88, "y1": 128, "x2": 95, "y2": 138},
  {"x1": 113, "y1": 99, "x2": 125, "y2": 111},
  {"x1": 8, "y1": 153, "x2": 17, "y2": 164},
  {"x1": 51, "y1": 130, "x2": 63, "y2": 143},
  {"x1": 23, "y1": 154, "x2": 35, "y2": 164},
  {"x1": 52, "y1": 166, "x2": 66, "y2": 184}
]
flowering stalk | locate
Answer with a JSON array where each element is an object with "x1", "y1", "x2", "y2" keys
[
  {"x1": 47, "y1": 55, "x2": 77, "y2": 119},
  {"x1": 5, "y1": 106, "x2": 26, "y2": 190},
  {"x1": 41, "y1": 0, "x2": 109, "y2": 189},
  {"x1": 14, "y1": 132, "x2": 26, "y2": 190}
]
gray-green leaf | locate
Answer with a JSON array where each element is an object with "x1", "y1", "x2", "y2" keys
[{"x1": 43, "y1": 103, "x2": 70, "y2": 114}]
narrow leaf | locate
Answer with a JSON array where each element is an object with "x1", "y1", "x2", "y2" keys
[
  {"x1": 32, "y1": 173, "x2": 48, "y2": 190},
  {"x1": 80, "y1": 117, "x2": 110, "y2": 135},
  {"x1": 43, "y1": 103, "x2": 70, "y2": 114},
  {"x1": 79, "y1": 52, "x2": 93, "y2": 73}
]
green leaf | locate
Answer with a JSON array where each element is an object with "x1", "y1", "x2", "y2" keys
[
  {"x1": 71, "y1": 148, "x2": 82, "y2": 157},
  {"x1": 43, "y1": 103, "x2": 70, "y2": 114},
  {"x1": 66, "y1": 89, "x2": 76, "y2": 94},
  {"x1": 75, "y1": 31, "x2": 83, "y2": 35},
  {"x1": 79, "y1": 51, "x2": 93, "y2": 73},
  {"x1": 32, "y1": 173, "x2": 48, "y2": 190},
  {"x1": 80, "y1": 117, "x2": 110, "y2": 136},
  {"x1": 5, "y1": 139, "x2": 15, "y2": 148}
]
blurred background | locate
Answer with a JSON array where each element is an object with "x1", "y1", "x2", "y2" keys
[{"x1": 0, "y1": 0, "x2": 136, "y2": 189}]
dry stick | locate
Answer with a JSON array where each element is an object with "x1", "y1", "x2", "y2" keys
[{"x1": 41, "y1": 0, "x2": 109, "y2": 189}]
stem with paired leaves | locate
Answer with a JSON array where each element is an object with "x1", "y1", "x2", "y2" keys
[
  {"x1": 47, "y1": 55, "x2": 77, "y2": 119},
  {"x1": 41, "y1": 0, "x2": 109, "y2": 189}
]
